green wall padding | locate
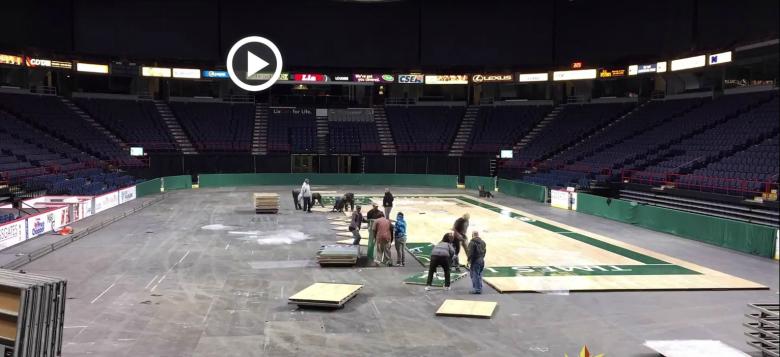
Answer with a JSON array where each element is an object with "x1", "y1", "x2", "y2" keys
[
  {"x1": 162, "y1": 175, "x2": 192, "y2": 191},
  {"x1": 497, "y1": 178, "x2": 548, "y2": 202},
  {"x1": 197, "y1": 173, "x2": 457, "y2": 189},
  {"x1": 465, "y1": 176, "x2": 495, "y2": 191},
  {"x1": 136, "y1": 178, "x2": 162, "y2": 197},
  {"x1": 576, "y1": 193, "x2": 778, "y2": 258}
]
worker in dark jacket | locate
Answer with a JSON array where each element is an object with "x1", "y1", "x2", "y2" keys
[
  {"x1": 332, "y1": 195, "x2": 346, "y2": 212},
  {"x1": 451, "y1": 213, "x2": 470, "y2": 271},
  {"x1": 344, "y1": 192, "x2": 356, "y2": 212},
  {"x1": 425, "y1": 233, "x2": 455, "y2": 291},
  {"x1": 311, "y1": 192, "x2": 325, "y2": 208},
  {"x1": 478, "y1": 185, "x2": 493, "y2": 198},
  {"x1": 366, "y1": 203, "x2": 383, "y2": 220},
  {"x1": 382, "y1": 188, "x2": 394, "y2": 218},
  {"x1": 467, "y1": 231, "x2": 487, "y2": 294}
]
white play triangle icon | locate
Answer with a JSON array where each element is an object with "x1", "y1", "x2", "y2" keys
[{"x1": 246, "y1": 51, "x2": 269, "y2": 78}]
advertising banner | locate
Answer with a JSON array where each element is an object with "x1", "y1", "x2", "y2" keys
[
  {"x1": 0, "y1": 54, "x2": 23, "y2": 66},
  {"x1": 551, "y1": 190, "x2": 577, "y2": 210},
  {"x1": 119, "y1": 186, "x2": 137, "y2": 204},
  {"x1": 424, "y1": 75, "x2": 468, "y2": 84},
  {"x1": 173, "y1": 68, "x2": 200, "y2": 79},
  {"x1": 332, "y1": 75, "x2": 351, "y2": 81},
  {"x1": 142, "y1": 66, "x2": 172, "y2": 77},
  {"x1": 398, "y1": 74, "x2": 424, "y2": 84},
  {"x1": 293, "y1": 73, "x2": 327, "y2": 82},
  {"x1": 26, "y1": 206, "x2": 68, "y2": 239},
  {"x1": 94, "y1": 191, "x2": 119, "y2": 214},
  {"x1": 0, "y1": 219, "x2": 26, "y2": 250},
  {"x1": 202, "y1": 70, "x2": 229, "y2": 78},
  {"x1": 671, "y1": 55, "x2": 706, "y2": 71},
  {"x1": 352, "y1": 74, "x2": 395, "y2": 83},
  {"x1": 471, "y1": 74, "x2": 513, "y2": 83},
  {"x1": 77, "y1": 62, "x2": 109, "y2": 74},
  {"x1": 51, "y1": 60, "x2": 73, "y2": 69},
  {"x1": 708, "y1": 51, "x2": 732, "y2": 65},
  {"x1": 629, "y1": 62, "x2": 667, "y2": 75},
  {"x1": 553, "y1": 69, "x2": 597, "y2": 81},
  {"x1": 517, "y1": 73, "x2": 549, "y2": 82},
  {"x1": 25, "y1": 57, "x2": 51, "y2": 67},
  {"x1": 551, "y1": 189, "x2": 571, "y2": 210},
  {"x1": 598, "y1": 68, "x2": 626, "y2": 78}
]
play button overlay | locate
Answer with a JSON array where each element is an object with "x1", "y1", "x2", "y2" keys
[
  {"x1": 246, "y1": 52, "x2": 269, "y2": 79},
  {"x1": 226, "y1": 36, "x2": 283, "y2": 92}
]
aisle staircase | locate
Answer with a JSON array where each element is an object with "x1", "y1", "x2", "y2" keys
[
  {"x1": 547, "y1": 101, "x2": 648, "y2": 162},
  {"x1": 372, "y1": 106, "x2": 397, "y2": 156},
  {"x1": 448, "y1": 106, "x2": 479, "y2": 157},
  {"x1": 513, "y1": 104, "x2": 564, "y2": 153},
  {"x1": 153, "y1": 100, "x2": 197, "y2": 155},
  {"x1": 252, "y1": 103, "x2": 269, "y2": 155},
  {"x1": 61, "y1": 98, "x2": 126, "y2": 148},
  {"x1": 315, "y1": 113, "x2": 329, "y2": 155}
]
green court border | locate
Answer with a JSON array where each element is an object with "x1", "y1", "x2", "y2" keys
[{"x1": 331, "y1": 195, "x2": 702, "y2": 278}]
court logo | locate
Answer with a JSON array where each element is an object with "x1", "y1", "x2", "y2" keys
[{"x1": 565, "y1": 345, "x2": 604, "y2": 357}]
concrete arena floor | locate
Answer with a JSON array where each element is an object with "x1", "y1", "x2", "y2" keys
[{"x1": 22, "y1": 185, "x2": 779, "y2": 357}]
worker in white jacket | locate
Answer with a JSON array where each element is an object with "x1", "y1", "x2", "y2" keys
[{"x1": 300, "y1": 179, "x2": 312, "y2": 213}]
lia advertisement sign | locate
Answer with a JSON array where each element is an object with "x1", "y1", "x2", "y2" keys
[{"x1": 293, "y1": 73, "x2": 328, "y2": 82}]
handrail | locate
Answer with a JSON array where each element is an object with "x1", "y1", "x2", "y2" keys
[{"x1": 621, "y1": 169, "x2": 777, "y2": 197}]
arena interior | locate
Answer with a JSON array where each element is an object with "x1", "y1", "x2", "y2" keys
[{"x1": 0, "y1": 1, "x2": 779, "y2": 356}]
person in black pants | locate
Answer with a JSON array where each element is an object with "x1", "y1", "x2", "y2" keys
[
  {"x1": 425, "y1": 233, "x2": 456, "y2": 291},
  {"x1": 292, "y1": 190, "x2": 302, "y2": 210},
  {"x1": 311, "y1": 192, "x2": 325, "y2": 208},
  {"x1": 382, "y1": 188, "x2": 394, "y2": 218},
  {"x1": 343, "y1": 192, "x2": 355, "y2": 212}
]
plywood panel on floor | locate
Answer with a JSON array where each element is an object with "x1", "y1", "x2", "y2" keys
[
  {"x1": 288, "y1": 283, "x2": 363, "y2": 305},
  {"x1": 436, "y1": 299, "x2": 497, "y2": 318}
]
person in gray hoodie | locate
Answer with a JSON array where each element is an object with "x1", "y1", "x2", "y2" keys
[
  {"x1": 467, "y1": 231, "x2": 487, "y2": 294},
  {"x1": 425, "y1": 233, "x2": 456, "y2": 291}
]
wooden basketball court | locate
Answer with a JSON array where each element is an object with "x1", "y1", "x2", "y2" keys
[{"x1": 331, "y1": 194, "x2": 766, "y2": 293}]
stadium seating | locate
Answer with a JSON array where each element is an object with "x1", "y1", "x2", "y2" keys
[
  {"x1": 551, "y1": 98, "x2": 704, "y2": 167},
  {"x1": 0, "y1": 109, "x2": 93, "y2": 181},
  {"x1": 0, "y1": 92, "x2": 136, "y2": 165},
  {"x1": 385, "y1": 105, "x2": 465, "y2": 153},
  {"x1": 327, "y1": 109, "x2": 381, "y2": 154},
  {"x1": 74, "y1": 97, "x2": 176, "y2": 151},
  {"x1": 267, "y1": 107, "x2": 316, "y2": 153},
  {"x1": 464, "y1": 105, "x2": 551, "y2": 155},
  {"x1": 169, "y1": 101, "x2": 254, "y2": 152},
  {"x1": 513, "y1": 102, "x2": 635, "y2": 163},
  {"x1": 514, "y1": 91, "x2": 778, "y2": 193}
]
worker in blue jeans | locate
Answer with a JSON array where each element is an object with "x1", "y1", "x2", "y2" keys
[{"x1": 467, "y1": 231, "x2": 486, "y2": 294}]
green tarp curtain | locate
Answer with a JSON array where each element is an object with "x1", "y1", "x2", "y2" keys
[
  {"x1": 162, "y1": 175, "x2": 192, "y2": 191},
  {"x1": 135, "y1": 178, "x2": 162, "y2": 197},
  {"x1": 576, "y1": 193, "x2": 777, "y2": 258},
  {"x1": 465, "y1": 176, "x2": 495, "y2": 191},
  {"x1": 197, "y1": 173, "x2": 457, "y2": 189},
  {"x1": 496, "y1": 178, "x2": 548, "y2": 202}
]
